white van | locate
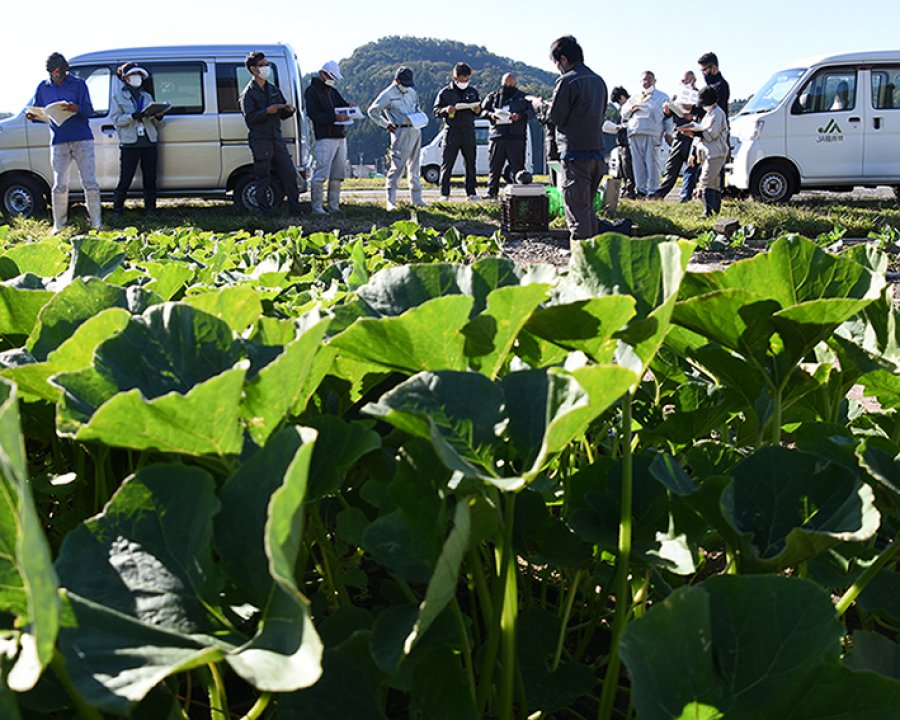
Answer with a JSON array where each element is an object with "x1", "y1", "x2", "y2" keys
[
  {"x1": 420, "y1": 118, "x2": 533, "y2": 184},
  {"x1": 0, "y1": 44, "x2": 312, "y2": 217},
  {"x1": 728, "y1": 50, "x2": 900, "y2": 202}
]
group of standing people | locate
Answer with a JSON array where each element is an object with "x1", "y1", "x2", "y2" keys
[{"x1": 606, "y1": 52, "x2": 731, "y2": 215}]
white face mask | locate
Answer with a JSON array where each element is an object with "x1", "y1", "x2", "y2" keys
[
  {"x1": 455, "y1": 80, "x2": 469, "y2": 90},
  {"x1": 397, "y1": 85, "x2": 410, "y2": 93},
  {"x1": 324, "y1": 78, "x2": 335, "y2": 87},
  {"x1": 126, "y1": 75, "x2": 143, "y2": 88},
  {"x1": 257, "y1": 65, "x2": 271, "y2": 81}
]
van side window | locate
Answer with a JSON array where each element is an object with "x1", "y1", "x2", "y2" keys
[
  {"x1": 216, "y1": 63, "x2": 280, "y2": 114},
  {"x1": 871, "y1": 68, "x2": 900, "y2": 110},
  {"x1": 70, "y1": 66, "x2": 111, "y2": 117},
  {"x1": 791, "y1": 70, "x2": 857, "y2": 114},
  {"x1": 143, "y1": 63, "x2": 204, "y2": 115}
]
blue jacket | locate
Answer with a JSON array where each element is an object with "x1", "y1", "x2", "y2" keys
[{"x1": 32, "y1": 74, "x2": 94, "y2": 145}]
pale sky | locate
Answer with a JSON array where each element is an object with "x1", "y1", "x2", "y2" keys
[{"x1": 4, "y1": 0, "x2": 900, "y2": 113}]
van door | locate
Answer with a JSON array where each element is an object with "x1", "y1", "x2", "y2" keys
[
  {"x1": 786, "y1": 67, "x2": 864, "y2": 180},
  {"x1": 864, "y1": 66, "x2": 900, "y2": 180},
  {"x1": 143, "y1": 61, "x2": 221, "y2": 189},
  {"x1": 215, "y1": 61, "x2": 297, "y2": 186},
  {"x1": 68, "y1": 65, "x2": 118, "y2": 190}
]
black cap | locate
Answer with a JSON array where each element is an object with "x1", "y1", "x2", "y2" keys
[{"x1": 395, "y1": 66, "x2": 414, "y2": 87}]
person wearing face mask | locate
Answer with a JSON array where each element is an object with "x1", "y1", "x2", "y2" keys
[
  {"x1": 305, "y1": 60, "x2": 354, "y2": 214},
  {"x1": 481, "y1": 73, "x2": 533, "y2": 199},
  {"x1": 367, "y1": 66, "x2": 426, "y2": 211},
  {"x1": 696, "y1": 52, "x2": 730, "y2": 191},
  {"x1": 621, "y1": 71, "x2": 668, "y2": 198},
  {"x1": 532, "y1": 35, "x2": 607, "y2": 244},
  {"x1": 26, "y1": 52, "x2": 101, "y2": 232},
  {"x1": 433, "y1": 63, "x2": 481, "y2": 201},
  {"x1": 239, "y1": 50, "x2": 303, "y2": 214},
  {"x1": 110, "y1": 64, "x2": 164, "y2": 216},
  {"x1": 608, "y1": 86, "x2": 636, "y2": 200},
  {"x1": 676, "y1": 86, "x2": 727, "y2": 217}
]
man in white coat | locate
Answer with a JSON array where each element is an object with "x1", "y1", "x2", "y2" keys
[{"x1": 622, "y1": 71, "x2": 668, "y2": 197}]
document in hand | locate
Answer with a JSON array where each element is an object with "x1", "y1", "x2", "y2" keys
[
  {"x1": 333, "y1": 106, "x2": 364, "y2": 126},
  {"x1": 26, "y1": 101, "x2": 75, "y2": 126},
  {"x1": 141, "y1": 101, "x2": 172, "y2": 117},
  {"x1": 454, "y1": 101, "x2": 480, "y2": 112},
  {"x1": 407, "y1": 111, "x2": 429, "y2": 129}
]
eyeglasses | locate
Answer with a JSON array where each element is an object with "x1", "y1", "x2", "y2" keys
[{"x1": 700, "y1": 65, "x2": 711, "y2": 73}]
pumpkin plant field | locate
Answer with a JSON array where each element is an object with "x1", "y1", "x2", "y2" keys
[{"x1": 0, "y1": 220, "x2": 897, "y2": 720}]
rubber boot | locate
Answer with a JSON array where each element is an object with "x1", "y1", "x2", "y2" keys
[
  {"x1": 310, "y1": 182, "x2": 327, "y2": 215},
  {"x1": 85, "y1": 187, "x2": 102, "y2": 230},
  {"x1": 327, "y1": 180, "x2": 342, "y2": 213},
  {"x1": 410, "y1": 185, "x2": 426, "y2": 207},
  {"x1": 386, "y1": 186, "x2": 397, "y2": 211},
  {"x1": 703, "y1": 189, "x2": 722, "y2": 217},
  {"x1": 51, "y1": 193, "x2": 68, "y2": 233}
]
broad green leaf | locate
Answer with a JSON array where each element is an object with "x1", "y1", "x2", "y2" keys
[
  {"x1": 621, "y1": 576, "x2": 848, "y2": 720},
  {"x1": 404, "y1": 500, "x2": 471, "y2": 653},
  {"x1": 27, "y1": 278, "x2": 129, "y2": 360},
  {"x1": 241, "y1": 318, "x2": 331, "y2": 446},
  {"x1": 3, "y1": 308, "x2": 130, "y2": 403},
  {"x1": 0, "y1": 281, "x2": 54, "y2": 337},
  {"x1": 330, "y1": 295, "x2": 473, "y2": 373},
  {"x1": 856, "y1": 437, "x2": 900, "y2": 500},
  {"x1": 781, "y1": 662, "x2": 900, "y2": 719},
  {"x1": 410, "y1": 647, "x2": 477, "y2": 720},
  {"x1": 845, "y1": 630, "x2": 900, "y2": 681},
  {"x1": 183, "y1": 285, "x2": 263, "y2": 334},
  {"x1": 859, "y1": 369, "x2": 900, "y2": 410},
  {"x1": 304, "y1": 415, "x2": 381, "y2": 501},
  {"x1": 463, "y1": 283, "x2": 550, "y2": 378},
  {"x1": 57, "y1": 365, "x2": 247, "y2": 456},
  {"x1": 721, "y1": 447, "x2": 880, "y2": 570},
  {"x1": 65, "y1": 236, "x2": 125, "y2": 279},
  {"x1": 0, "y1": 242, "x2": 67, "y2": 278},
  {"x1": 525, "y1": 295, "x2": 636, "y2": 362},
  {"x1": 141, "y1": 261, "x2": 195, "y2": 301},
  {"x1": 0, "y1": 379, "x2": 58, "y2": 692}
]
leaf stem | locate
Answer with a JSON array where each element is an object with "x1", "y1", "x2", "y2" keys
[
  {"x1": 836, "y1": 534, "x2": 900, "y2": 618},
  {"x1": 451, "y1": 597, "x2": 477, "y2": 706},
  {"x1": 498, "y1": 492, "x2": 518, "y2": 720},
  {"x1": 207, "y1": 663, "x2": 229, "y2": 720},
  {"x1": 551, "y1": 569, "x2": 584, "y2": 672},
  {"x1": 597, "y1": 393, "x2": 634, "y2": 720},
  {"x1": 239, "y1": 693, "x2": 272, "y2": 720}
]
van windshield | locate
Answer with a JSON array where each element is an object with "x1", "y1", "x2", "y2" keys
[{"x1": 738, "y1": 68, "x2": 805, "y2": 115}]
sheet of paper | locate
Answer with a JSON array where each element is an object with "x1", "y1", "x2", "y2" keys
[
  {"x1": 26, "y1": 101, "x2": 75, "y2": 126},
  {"x1": 454, "y1": 101, "x2": 480, "y2": 112}
]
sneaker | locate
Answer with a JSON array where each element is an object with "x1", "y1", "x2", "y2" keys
[
  {"x1": 439, "y1": 195, "x2": 450, "y2": 202},
  {"x1": 311, "y1": 207, "x2": 328, "y2": 215},
  {"x1": 467, "y1": 194, "x2": 480, "y2": 202}
]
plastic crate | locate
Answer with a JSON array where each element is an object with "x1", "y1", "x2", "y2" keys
[{"x1": 501, "y1": 192, "x2": 549, "y2": 233}]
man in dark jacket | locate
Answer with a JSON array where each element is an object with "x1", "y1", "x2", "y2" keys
[
  {"x1": 609, "y1": 86, "x2": 636, "y2": 199},
  {"x1": 305, "y1": 60, "x2": 354, "y2": 214},
  {"x1": 434, "y1": 62, "x2": 481, "y2": 201},
  {"x1": 239, "y1": 50, "x2": 302, "y2": 213},
  {"x1": 653, "y1": 71, "x2": 700, "y2": 201},
  {"x1": 698, "y1": 52, "x2": 730, "y2": 115},
  {"x1": 481, "y1": 73, "x2": 533, "y2": 198},
  {"x1": 537, "y1": 35, "x2": 607, "y2": 242}
]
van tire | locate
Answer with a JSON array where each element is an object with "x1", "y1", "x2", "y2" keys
[
  {"x1": 234, "y1": 174, "x2": 284, "y2": 213},
  {"x1": 422, "y1": 165, "x2": 441, "y2": 185},
  {"x1": 750, "y1": 162, "x2": 796, "y2": 203},
  {"x1": 0, "y1": 176, "x2": 48, "y2": 219}
]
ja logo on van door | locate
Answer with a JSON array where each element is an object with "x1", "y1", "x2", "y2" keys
[{"x1": 816, "y1": 119, "x2": 844, "y2": 144}]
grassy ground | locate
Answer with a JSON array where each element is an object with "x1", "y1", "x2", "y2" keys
[{"x1": 3, "y1": 179, "x2": 898, "y2": 245}]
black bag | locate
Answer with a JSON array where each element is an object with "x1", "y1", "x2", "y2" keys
[{"x1": 596, "y1": 217, "x2": 633, "y2": 236}]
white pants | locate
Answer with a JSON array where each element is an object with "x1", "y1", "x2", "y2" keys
[
  {"x1": 386, "y1": 127, "x2": 423, "y2": 200},
  {"x1": 311, "y1": 138, "x2": 348, "y2": 184},
  {"x1": 52, "y1": 140, "x2": 101, "y2": 230},
  {"x1": 630, "y1": 134, "x2": 662, "y2": 195}
]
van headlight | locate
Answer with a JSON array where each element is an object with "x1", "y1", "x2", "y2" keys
[{"x1": 750, "y1": 119, "x2": 765, "y2": 141}]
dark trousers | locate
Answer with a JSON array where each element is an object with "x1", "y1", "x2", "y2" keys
[
  {"x1": 487, "y1": 136, "x2": 526, "y2": 197},
  {"x1": 657, "y1": 135, "x2": 693, "y2": 198},
  {"x1": 114, "y1": 144, "x2": 158, "y2": 210},
  {"x1": 440, "y1": 127, "x2": 476, "y2": 196},
  {"x1": 249, "y1": 137, "x2": 301, "y2": 210},
  {"x1": 561, "y1": 157, "x2": 606, "y2": 241},
  {"x1": 619, "y1": 144, "x2": 636, "y2": 198}
]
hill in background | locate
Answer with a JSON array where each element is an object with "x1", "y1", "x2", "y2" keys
[{"x1": 308, "y1": 36, "x2": 558, "y2": 170}]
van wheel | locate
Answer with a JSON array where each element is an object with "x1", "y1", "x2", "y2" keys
[
  {"x1": 750, "y1": 162, "x2": 796, "y2": 203},
  {"x1": 0, "y1": 176, "x2": 47, "y2": 218},
  {"x1": 234, "y1": 174, "x2": 284, "y2": 212},
  {"x1": 421, "y1": 165, "x2": 441, "y2": 185}
]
